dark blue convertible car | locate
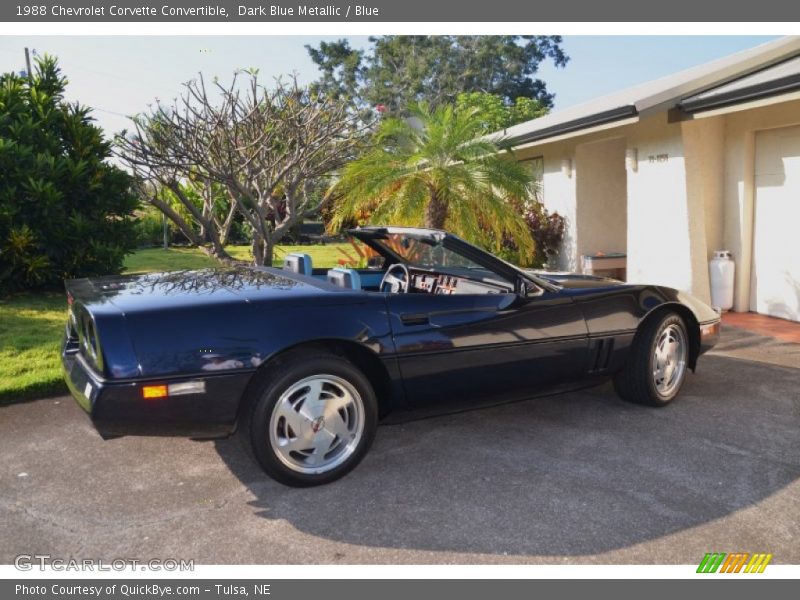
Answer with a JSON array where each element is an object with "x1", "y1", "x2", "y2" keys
[{"x1": 62, "y1": 226, "x2": 720, "y2": 486}]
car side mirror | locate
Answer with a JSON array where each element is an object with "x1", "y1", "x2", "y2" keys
[{"x1": 519, "y1": 277, "x2": 544, "y2": 298}]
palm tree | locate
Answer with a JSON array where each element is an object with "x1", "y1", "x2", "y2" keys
[{"x1": 330, "y1": 103, "x2": 535, "y2": 262}]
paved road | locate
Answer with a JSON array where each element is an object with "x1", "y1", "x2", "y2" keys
[{"x1": 1, "y1": 327, "x2": 798, "y2": 564}]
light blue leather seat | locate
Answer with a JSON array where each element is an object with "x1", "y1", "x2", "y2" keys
[
  {"x1": 327, "y1": 268, "x2": 361, "y2": 290},
  {"x1": 283, "y1": 253, "x2": 312, "y2": 276}
]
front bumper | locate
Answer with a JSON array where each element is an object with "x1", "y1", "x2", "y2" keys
[{"x1": 62, "y1": 348, "x2": 248, "y2": 439}]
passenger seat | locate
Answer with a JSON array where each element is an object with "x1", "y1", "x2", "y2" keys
[
  {"x1": 283, "y1": 253, "x2": 313, "y2": 276},
  {"x1": 327, "y1": 268, "x2": 361, "y2": 290}
]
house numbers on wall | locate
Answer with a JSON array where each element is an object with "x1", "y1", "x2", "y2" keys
[{"x1": 648, "y1": 154, "x2": 669, "y2": 163}]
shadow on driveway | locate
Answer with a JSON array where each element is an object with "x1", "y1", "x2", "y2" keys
[{"x1": 213, "y1": 351, "x2": 800, "y2": 557}]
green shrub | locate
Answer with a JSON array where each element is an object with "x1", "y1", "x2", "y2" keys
[
  {"x1": 0, "y1": 56, "x2": 138, "y2": 294},
  {"x1": 134, "y1": 210, "x2": 166, "y2": 247},
  {"x1": 133, "y1": 207, "x2": 185, "y2": 247}
]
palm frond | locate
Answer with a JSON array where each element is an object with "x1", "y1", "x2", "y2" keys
[{"x1": 330, "y1": 100, "x2": 536, "y2": 264}]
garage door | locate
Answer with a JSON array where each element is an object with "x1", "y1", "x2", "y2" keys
[{"x1": 751, "y1": 126, "x2": 800, "y2": 322}]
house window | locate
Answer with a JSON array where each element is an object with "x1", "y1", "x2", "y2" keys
[{"x1": 520, "y1": 156, "x2": 544, "y2": 202}]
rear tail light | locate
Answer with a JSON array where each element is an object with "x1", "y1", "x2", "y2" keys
[
  {"x1": 67, "y1": 309, "x2": 79, "y2": 340},
  {"x1": 82, "y1": 319, "x2": 98, "y2": 359}
]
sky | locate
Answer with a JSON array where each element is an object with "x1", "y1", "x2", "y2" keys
[{"x1": 0, "y1": 35, "x2": 779, "y2": 137}]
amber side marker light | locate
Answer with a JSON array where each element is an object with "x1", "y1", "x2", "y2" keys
[
  {"x1": 701, "y1": 321, "x2": 721, "y2": 340},
  {"x1": 142, "y1": 385, "x2": 168, "y2": 400},
  {"x1": 141, "y1": 381, "x2": 206, "y2": 399}
]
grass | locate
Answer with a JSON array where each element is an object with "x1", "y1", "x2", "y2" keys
[
  {"x1": 0, "y1": 242, "x2": 354, "y2": 405},
  {"x1": 0, "y1": 292, "x2": 69, "y2": 404},
  {"x1": 124, "y1": 243, "x2": 353, "y2": 273}
]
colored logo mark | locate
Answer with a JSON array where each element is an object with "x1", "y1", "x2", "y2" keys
[{"x1": 697, "y1": 552, "x2": 772, "y2": 573}]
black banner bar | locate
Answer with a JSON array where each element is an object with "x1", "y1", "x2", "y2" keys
[
  {"x1": 2, "y1": 0, "x2": 800, "y2": 22},
  {"x1": 2, "y1": 579, "x2": 798, "y2": 600}
]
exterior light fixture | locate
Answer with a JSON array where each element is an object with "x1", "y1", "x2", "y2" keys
[
  {"x1": 626, "y1": 148, "x2": 638, "y2": 172},
  {"x1": 561, "y1": 158, "x2": 573, "y2": 178}
]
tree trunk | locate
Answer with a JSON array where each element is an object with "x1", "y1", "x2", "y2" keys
[
  {"x1": 251, "y1": 235, "x2": 275, "y2": 266},
  {"x1": 218, "y1": 202, "x2": 238, "y2": 246},
  {"x1": 263, "y1": 238, "x2": 274, "y2": 267},
  {"x1": 252, "y1": 237, "x2": 266, "y2": 266},
  {"x1": 424, "y1": 189, "x2": 448, "y2": 229},
  {"x1": 250, "y1": 237, "x2": 275, "y2": 267},
  {"x1": 204, "y1": 222, "x2": 231, "y2": 264},
  {"x1": 199, "y1": 202, "x2": 210, "y2": 241},
  {"x1": 198, "y1": 244, "x2": 236, "y2": 264}
]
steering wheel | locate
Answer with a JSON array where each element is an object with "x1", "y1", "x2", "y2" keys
[{"x1": 380, "y1": 263, "x2": 411, "y2": 294}]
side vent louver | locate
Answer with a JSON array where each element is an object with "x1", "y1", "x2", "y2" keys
[{"x1": 591, "y1": 338, "x2": 615, "y2": 372}]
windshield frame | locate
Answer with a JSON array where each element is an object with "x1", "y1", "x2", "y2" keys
[{"x1": 348, "y1": 226, "x2": 559, "y2": 295}]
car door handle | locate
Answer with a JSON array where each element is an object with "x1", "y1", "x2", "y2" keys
[{"x1": 400, "y1": 313, "x2": 430, "y2": 326}]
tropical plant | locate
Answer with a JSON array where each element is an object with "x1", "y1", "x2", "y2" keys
[
  {"x1": 497, "y1": 200, "x2": 566, "y2": 269},
  {"x1": 329, "y1": 102, "x2": 536, "y2": 263},
  {"x1": 526, "y1": 203, "x2": 566, "y2": 265},
  {"x1": 455, "y1": 92, "x2": 549, "y2": 133},
  {"x1": 0, "y1": 55, "x2": 138, "y2": 293}
]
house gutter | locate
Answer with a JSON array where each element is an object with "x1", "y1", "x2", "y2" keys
[
  {"x1": 503, "y1": 105, "x2": 639, "y2": 148},
  {"x1": 679, "y1": 70, "x2": 800, "y2": 113}
]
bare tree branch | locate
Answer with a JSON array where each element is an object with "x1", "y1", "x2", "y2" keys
[{"x1": 117, "y1": 71, "x2": 371, "y2": 266}]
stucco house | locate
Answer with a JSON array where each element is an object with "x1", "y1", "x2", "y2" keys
[{"x1": 503, "y1": 36, "x2": 800, "y2": 322}]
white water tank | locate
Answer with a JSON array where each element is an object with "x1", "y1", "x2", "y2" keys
[{"x1": 709, "y1": 250, "x2": 735, "y2": 312}]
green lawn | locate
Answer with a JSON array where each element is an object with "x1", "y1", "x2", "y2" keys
[
  {"x1": 124, "y1": 243, "x2": 353, "y2": 273},
  {"x1": 0, "y1": 243, "x2": 352, "y2": 405},
  {"x1": 0, "y1": 292, "x2": 69, "y2": 404}
]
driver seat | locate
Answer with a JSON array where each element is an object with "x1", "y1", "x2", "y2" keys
[{"x1": 327, "y1": 268, "x2": 361, "y2": 290}]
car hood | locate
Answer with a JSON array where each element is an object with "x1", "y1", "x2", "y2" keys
[{"x1": 65, "y1": 266, "x2": 347, "y2": 314}]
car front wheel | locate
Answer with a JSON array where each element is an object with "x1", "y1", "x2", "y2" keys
[
  {"x1": 247, "y1": 352, "x2": 378, "y2": 486},
  {"x1": 613, "y1": 311, "x2": 689, "y2": 407}
]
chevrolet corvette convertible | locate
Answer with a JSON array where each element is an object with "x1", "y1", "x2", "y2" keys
[{"x1": 62, "y1": 226, "x2": 720, "y2": 486}]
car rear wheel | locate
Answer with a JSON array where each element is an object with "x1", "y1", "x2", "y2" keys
[
  {"x1": 247, "y1": 352, "x2": 378, "y2": 486},
  {"x1": 613, "y1": 311, "x2": 689, "y2": 407}
]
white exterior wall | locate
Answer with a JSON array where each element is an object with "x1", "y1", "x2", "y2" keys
[
  {"x1": 541, "y1": 151, "x2": 578, "y2": 271},
  {"x1": 517, "y1": 140, "x2": 578, "y2": 271},
  {"x1": 516, "y1": 132, "x2": 629, "y2": 272},
  {"x1": 716, "y1": 99, "x2": 800, "y2": 311},
  {"x1": 680, "y1": 116, "x2": 726, "y2": 304},
  {"x1": 513, "y1": 96, "x2": 800, "y2": 311},
  {"x1": 624, "y1": 115, "x2": 697, "y2": 294},
  {"x1": 575, "y1": 137, "x2": 628, "y2": 262}
]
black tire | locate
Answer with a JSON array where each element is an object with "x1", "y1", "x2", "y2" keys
[
  {"x1": 613, "y1": 311, "x2": 689, "y2": 407},
  {"x1": 246, "y1": 350, "x2": 378, "y2": 487}
]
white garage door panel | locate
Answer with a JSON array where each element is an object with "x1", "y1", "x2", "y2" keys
[{"x1": 752, "y1": 127, "x2": 800, "y2": 322}]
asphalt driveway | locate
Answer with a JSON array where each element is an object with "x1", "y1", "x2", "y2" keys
[{"x1": 1, "y1": 326, "x2": 798, "y2": 564}]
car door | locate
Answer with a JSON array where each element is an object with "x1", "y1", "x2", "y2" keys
[{"x1": 386, "y1": 289, "x2": 590, "y2": 410}]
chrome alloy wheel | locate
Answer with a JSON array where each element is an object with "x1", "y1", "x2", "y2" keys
[
  {"x1": 653, "y1": 323, "x2": 687, "y2": 396},
  {"x1": 268, "y1": 374, "x2": 365, "y2": 474}
]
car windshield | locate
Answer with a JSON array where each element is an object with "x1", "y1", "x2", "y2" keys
[{"x1": 370, "y1": 233, "x2": 484, "y2": 270}]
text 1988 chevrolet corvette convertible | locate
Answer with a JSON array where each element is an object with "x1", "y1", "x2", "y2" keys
[{"x1": 63, "y1": 226, "x2": 720, "y2": 486}]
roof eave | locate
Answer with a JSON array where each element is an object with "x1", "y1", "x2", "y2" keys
[
  {"x1": 679, "y1": 71, "x2": 800, "y2": 113},
  {"x1": 505, "y1": 105, "x2": 638, "y2": 148}
]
